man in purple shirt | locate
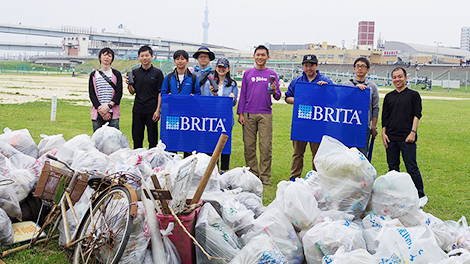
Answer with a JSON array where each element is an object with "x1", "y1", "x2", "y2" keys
[{"x1": 237, "y1": 45, "x2": 281, "y2": 186}]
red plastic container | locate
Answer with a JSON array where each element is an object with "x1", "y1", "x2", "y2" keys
[{"x1": 157, "y1": 206, "x2": 201, "y2": 264}]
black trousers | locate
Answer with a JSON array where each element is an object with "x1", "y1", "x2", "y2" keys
[{"x1": 132, "y1": 112, "x2": 158, "y2": 149}]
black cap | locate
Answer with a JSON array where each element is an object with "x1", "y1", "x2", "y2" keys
[{"x1": 302, "y1": 54, "x2": 318, "y2": 64}]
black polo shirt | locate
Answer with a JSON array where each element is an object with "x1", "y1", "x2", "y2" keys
[{"x1": 132, "y1": 65, "x2": 163, "y2": 114}]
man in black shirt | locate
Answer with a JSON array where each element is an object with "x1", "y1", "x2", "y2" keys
[
  {"x1": 126, "y1": 45, "x2": 163, "y2": 149},
  {"x1": 382, "y1": 67, "x2": 425, "y2": 199}
]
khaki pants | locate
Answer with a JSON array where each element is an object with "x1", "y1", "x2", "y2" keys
[
  {"x1": 291, "y1": 140, "x2": 319, "y2": 178},
  {"x1": 242, "y1": 113, "x2": 272, "y2": 183}
]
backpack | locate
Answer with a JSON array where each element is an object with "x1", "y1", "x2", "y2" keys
[{"x1": 167, "y1": 69, "x2": 196, "y2": 94}]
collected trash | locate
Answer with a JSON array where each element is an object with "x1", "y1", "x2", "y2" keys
[
  {"x1": 314, "y1": 135, "x2": 376, "y2": 219},
  {"x1": 0, "y1": 207, "x2": 14, "y2": 246},
  {"x1": 1, "y1": 128, "x2": 470, "y2": 264},
  {"x1": 91, "y1": 124, "x2": 129, "y2": 155}
]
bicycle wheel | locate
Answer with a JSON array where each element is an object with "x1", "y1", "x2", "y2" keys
[{"x1": 72, "y1": 186, "x2": 134, "y2": 264}]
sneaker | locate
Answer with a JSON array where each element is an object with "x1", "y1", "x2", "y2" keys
[
  {"x1": 219, "y1": 170, "x2": 226, "y2": 175},
  {"x1": 262, "y1": 180, "x2": 272, "y2": 186},
  {"x1": 419, "y1": 196, "x2": 428, "y2": 207}
]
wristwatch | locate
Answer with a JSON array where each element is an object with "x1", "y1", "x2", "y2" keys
[
  {"x1": 108, "y1": 103, "x2": 113, "y2": 109},
  {"x1": 411, "y1": 129, "x2": 417, "y2": 133}
]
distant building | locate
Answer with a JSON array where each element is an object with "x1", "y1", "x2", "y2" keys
[
  {"x1": 460, "y1": 27, "x2": 470, "y2": 51},
  {"x1": 384, "y1": 41, "x2": 470, "y2": 64},
  {"x1": 358, "y1": 21, "x2": 375, "y2": 46}
]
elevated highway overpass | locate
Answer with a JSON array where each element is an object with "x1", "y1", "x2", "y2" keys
[{"x1": 0, "y1": 23, "x2": 246, "y2": 60}]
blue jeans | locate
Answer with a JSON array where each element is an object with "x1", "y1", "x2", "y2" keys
[
  {"x1": 92, "y1": 118, "x2": 119, "y2": 132},
  {"x1": 386, "y1": 140, "x2": 425, "y2": 197}
]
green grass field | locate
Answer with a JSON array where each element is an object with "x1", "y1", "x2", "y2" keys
[{"x1": 0, "y1": 85, "x2": 469, "y2": 263}]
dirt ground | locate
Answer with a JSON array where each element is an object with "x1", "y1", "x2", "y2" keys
[
  {"x1": 0, "y1": 74, "x2": 467, "y2": 105},
  {"x1": 0, "y1": 74, "x2": 133, "y2": 105}
]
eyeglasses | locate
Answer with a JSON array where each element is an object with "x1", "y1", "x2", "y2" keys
[{"x1": 355, "y1": 65, "x2": 368, "y2": 69}]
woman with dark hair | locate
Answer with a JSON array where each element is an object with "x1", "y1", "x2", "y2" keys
[
  {"x1": 89, "y1": 47, "x2": 122, "y2": 132},
  {"x1": 203, "y1": 57, "x2": 238, "y2": 173}
]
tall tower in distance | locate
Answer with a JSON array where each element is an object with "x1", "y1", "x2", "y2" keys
[
  {"x1": 202, "y1": 0, "x2": 210, "y2": 44},
  {"x1": 461, "y1": 27, "x2": 470, "y2": 51},
  {"x1": 357, "y1": 21, "x2": 375, "y2": 46}
]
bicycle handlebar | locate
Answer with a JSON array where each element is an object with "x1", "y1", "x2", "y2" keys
[
  {"x1": 46, "y1": 154, "x2": 74, "y2": 172},
  {"x1": 46, "y1": 154, "x2": 58, "y2": 161}
]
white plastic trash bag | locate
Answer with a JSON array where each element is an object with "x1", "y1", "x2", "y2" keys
[
  {"x1": 9, "y1": 152, "x2": 43, "y2": 178},
  {"x1": 0, "y1": 127, "x2": 38, "y2": 158},
  {"x1": 322, "y1": 246, "x2": 374, "y2": 264},
  {"x1": 56, "y1": 134, "x2": 97, "y2": 165},
  {"x1": 4, "y1": 168, "x2": 36, "y2": 202},
  {"x1": 229, "y1": 234, "x2": 288, "y2": 264},
  {"x1": 91, "y1": 124, "x2": 129, "y2": 155},
  {"x1": 374, "y1": 225, "x2": 448, "y2": 263},
  {"x1": 160, "y1": 222, "x2": 182, "y2": 264},
  {"x1": 107, "y1": 148, "x2": 134, "y2": 173},
  {"x1": 190, "y1": 153, "x2": 220, "y2": 193},
  {"x1": 438, "y1": 248, "x2": 470, "y2": 263},
  {"x1": 71, "y1": 149, "x2": 108, "y2": 173},
  {"x1": 369, "y1": 170, "x2": 423, "y2": 227},
  {"x1": 0, "y1": 139, "x2": 21, "y2": 158},
  {"x1": 420, "y1": 210, "x2": 456, "y2": 252},
  {"x1": 0, "y1": 153, "x2": 12, "y2": 175},
  {"x1": 221, "y1": 198, "x2": 255, "y2": 236},
  {"x1": 303, "y1": 220, "x2": 366, "y2": 264},
  {"x1": 313, "y1": 209, "x2": 355, "y2": 227},
  {"x1": 0, "y1": 175, "x2": 22, "y2": 220},
  {"x1": 38, "y1": 134, "x2": 66, "y2": 157},
  {"x1": 304, "y1": 170, "x2": 325, "y2": 207},
  {"x1": 0, "y1": 207, "x2": 14, "y2": 246},
  {"x1": 219, "y1": 166, "x2": 263, "y2": 198},
  {"x1": 314, "y1": 135, "x2": 376, "y2": 219},
  {"x1": 126, "y1": 153, "x2": 153, "y2": 182},
  {"x1": 361, "y1": 213, "x2": 404, "y2": 254},
  {"x1": 270, "y1": 180, "x2": 321, "y2": 230},
  {"x1": 145, "y1": 140, "x2": 179, "y2": 169},
  {"x1": 226, "y1": 190, "x2": 265, "y2": 218},
  {"x1": 242, "y1": 208, "x2": 303, "y2": 264},
  {"x1": 118, "y1": 202, "x2": 150, "y2": 264},
  {"x1": 196, "y1": 203, "x2": 242, "y2": 263}
]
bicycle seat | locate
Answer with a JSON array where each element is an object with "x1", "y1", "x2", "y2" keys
[{"x1": 87, "y1": 174, "x2": 110, "y2": 190}]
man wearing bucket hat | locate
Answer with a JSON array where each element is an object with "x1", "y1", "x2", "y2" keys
[
  {"x1": 192, "y1": 46, "x2": 215, "y2": 95},
  {"x1": 285, "y1": 54, "x2": 332, "y2": 181}
]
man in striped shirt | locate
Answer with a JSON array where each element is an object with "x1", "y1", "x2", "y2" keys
[{"x1": 89, "y1": 47, "x2": 123, "y2": 132}]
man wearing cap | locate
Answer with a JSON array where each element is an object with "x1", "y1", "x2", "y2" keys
[
  {"x1": 343, "y1": 57, "x2": 380, "y2": 159},
  {"x1": 285, "y1": 54, "x2": 332, "y2": 180},
  {"x1": 192, "y1": 46, "x2": 215, "y2": 95}
]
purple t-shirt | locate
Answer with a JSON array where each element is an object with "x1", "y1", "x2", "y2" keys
[{"x1": 237, "y1": 67, "x2": 281, "y2": 114}]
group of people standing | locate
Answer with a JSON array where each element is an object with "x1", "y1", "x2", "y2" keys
[{"x1": 88, "y1": 44, "x2": 426, "y2": 200}]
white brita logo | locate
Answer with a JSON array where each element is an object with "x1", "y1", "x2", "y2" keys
[
  {"x1": 251, "y1": 76, "x2": 267, "y2": 83},
  {"x1": 298, "y1": 104, "x2": 363, "y2": 125},
  {"x1": 166, "y1": 116, "x2": 227, "y2": 132}
]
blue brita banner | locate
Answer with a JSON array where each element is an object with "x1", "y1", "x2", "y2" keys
[
  {"x1": 291, "y1": 82, "x2": 370, "y2": 148},
  {"x1": 160, "y1": 95, "x2": 233, "y2": 154}
]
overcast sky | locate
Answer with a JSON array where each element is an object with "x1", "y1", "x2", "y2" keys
[{"x1": 0, "y1": 0, "x2": 469, "y2": 52}]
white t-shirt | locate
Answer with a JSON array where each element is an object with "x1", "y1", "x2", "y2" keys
[
  {"x1": 178, "y1": 74, "x2": 185, "y2": 84},
  {"x1": 217, "y1": 83, "x2": 224, "y2": 96}
]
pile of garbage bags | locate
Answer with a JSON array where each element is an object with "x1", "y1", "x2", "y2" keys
[{"x1": 2, "y1": 125, "x2": 470, "y2": 264}]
